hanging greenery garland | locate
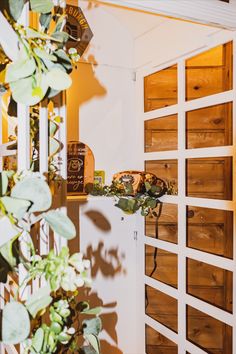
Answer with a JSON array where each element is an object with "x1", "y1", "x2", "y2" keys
[
  {"x1": 0, "y1": 1, "x2": 102, "y2": 353},
  {"x1": 0, "y1": 0, "x2": 80, "y2": 105}
]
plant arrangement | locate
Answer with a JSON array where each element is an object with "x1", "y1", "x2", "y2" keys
[
  {"x1": 0, "y1": 0, "x2": 80, "y2": 105},
  {"x1": 0, "y1": 1, "x2": 102, "y2": 353},
  {"x1": 86, "y1": 171, "x2": 167, "y2": 216}
]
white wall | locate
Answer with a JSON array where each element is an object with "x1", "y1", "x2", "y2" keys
[{"x1": 67, "y1": 3, "x2": 144, "y2": 354}]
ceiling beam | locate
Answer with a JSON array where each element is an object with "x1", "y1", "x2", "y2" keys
[{"x1": 98, "y1": 0, "x2": 236, "y2": 30}]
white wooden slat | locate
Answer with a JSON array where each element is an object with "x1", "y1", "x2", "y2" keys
[
  {"x1": 145, "y1": 275, "x2": 178, "y2": 299},
  {"x1": 53, "y1": 92, "x2": 68, "y2": 251},
  {"x1": 176, "y1": 59, "x2": 186, "y2": 354},
  {"x1": 144, "y1": 90, "x2": 234, "y2": 121},
  {"x1": 144, "y1": 146, "x2": 234, "y2": 160},
  {"x1": 232, "y1": 30, "x2": 236, "y2": 354},
  {"x1": 145, "y1": 314, "x2": 179, "y2": 344},
  {"x1": 185, "y1": 293, "x2": 233, "y2": 327}
]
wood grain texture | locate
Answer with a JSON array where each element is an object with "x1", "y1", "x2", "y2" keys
[
  {"x1": 186, "y1": 157, "x2": 232, "y2": 200},
  {"x1": 144, "y1": 65, "x2": 177, "y2": 112},
  {"x1": 187, "y1": 206, "x2": 233, "y2": 258},
  {"x1": 145, "y1": 245, "x2": 178, "y2": 288},
  {"x1": 146, "y1": 203, "x2": 178, "y2": 244},
  {"x1": 146, "y1": 285, "x2": 178, "y2": 332},
  {"x1": 146, "y1": 325, "x2": 178, "y2": 354},
  {"x1": 187, "y1": 306, "x2": 232, "y2": 353},
  {"x1": 186, "y1": 42, "x2": 232, "y2": 101},
  {"x1": 145, "y1": 114, "x2": 178, "y2": 152}
]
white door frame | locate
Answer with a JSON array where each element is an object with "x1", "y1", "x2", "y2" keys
[{"x1": 136, "y1": 30, "x2": 236, "y2": 354}]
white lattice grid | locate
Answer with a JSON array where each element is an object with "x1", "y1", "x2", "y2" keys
[{"x1": 137, "y1": 31, "x2": 236, "y2": 354}]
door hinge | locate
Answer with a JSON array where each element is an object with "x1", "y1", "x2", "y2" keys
[{"x1": 133, "y1": 231, "x2": 138, "y2": 241}]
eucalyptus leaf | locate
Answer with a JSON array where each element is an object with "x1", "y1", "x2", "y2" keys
[
  {"x1": 47, "y1": 88, "x2": 60, "y2": 98},
  {"x1": 84, "y1": 334, "x2": 100, "y2": 354},
  {"x1": 55, "y1": 49, "x2": 72, "y2": 73},
  {"x1": 0, "y1": 216, "x2": 20, "y2": 248},
  {"x1": 39, "y1": 13, "x2": 52, "y2": 30},
  {"x1": 52, "y1": 31, "x2": 69, "y2": 43},
  {"x1": 145, "y1": 198, "x2": 157, "y2": 209},
  {"x1": 6, "y1": 57, "x2": 36, "y2": 83},
  {"x1": 43, "y1": 210, "x2": 76, "y2": 240},
  {"x1": 82, "y1": 307, "x2": 102, "y2": 316},
  {"x1": 46, "y1": 68, "x2": 72, "y2": 90},
  {"x1": 26, "y1": 28, "x2": 61, "y2": 42},
  {"x1": 0, "y1": 240, "x2": 18, "y2": 268},
  {"x1": 30, "y1": 0, "x2": 54, "y2": 14},
  {"x1": 9, "y1": 0, "x2": 25, "y2": 21},
  {"x1": 25, "y1": 285, "x2": 52, "y2": 318},
  {"x1": 10, "y1": 74, "x2": 49, "y2": 105},
  {"x1": 49, "y1": 137, "x2": 60, "y2": 157},
  {"x1": 0, "y1": 171, "x2": 9, "y2": 196},
  {"x1": 34, "y1": 48, "x2": 57, "y2": 62},
  {"x1": 2, "y1": 302, "x2": 30, "y2": 344},
  {"x1": 32, "y1": 328, "x2": 44, "y2": 352},
  {"x1": 11, "y1": 176, "x2": 52, "y2": 212},
  {"x1": 1, "y1": 196, "x2": 31, "y2": 219},
  {"x1": 82, "y1": 318, "x2": 102, "y2": 336}
]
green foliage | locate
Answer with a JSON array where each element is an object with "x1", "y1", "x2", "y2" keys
[
  {"x1": 43, "y1": 210, "x2": 76, "y2": 240},
  {"x1": 87, "y1": 177, "x2": 167, "y2": 216},
  {"x1": 0, "y1": 2, "x2": 101, "y2": 353},
  {"x1": 28, "y1": 247, "x2": 90, "y2": 292},
  {"x1": 4, "y1": 0, "x2": 80, "y2": 105},
  {"x1": 30, "y1": 0, "x2": 54, "y2": 14},
  {"x1": 2, "y1": 302, "x2": 30, "y2": 344},
  {"x1": 25, "y1": 285, "x2": 52, "y2": 318},
  {"x1": 11, "y1": 174, "x2": 52, "y2": 212},
  {"x1": 9, "y1": 0, "x2": 25, "y2": 21}
]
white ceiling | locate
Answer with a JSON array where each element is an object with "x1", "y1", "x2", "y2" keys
[{"x1": 102, "y1": 5, "x2": 168, "y2": 39}]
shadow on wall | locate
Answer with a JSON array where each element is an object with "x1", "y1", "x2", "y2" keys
[
  {"x1": 85, "y1": 241, "x2": 126, "y2": 354},
  {"x1": 67, "y1": 54, "x2": 107, "y2": 141},
  {"x1": 86, "y1": 241, "x2": 126, "y2": 278}
]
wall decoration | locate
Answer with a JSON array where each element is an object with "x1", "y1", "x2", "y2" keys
[
  {"x1": 65, "y1": 5, "x2": 93, "y2": 56},
  {"x1": 67, "y1": 141, "x2": 95, "y2": 197},
  {"x1": 94, "y1": 170, "x2": 105, "y2": 185}
]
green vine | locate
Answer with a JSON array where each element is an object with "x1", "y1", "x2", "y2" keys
[{"x1": 0, "y1": 1, "x2": 101, "y2": 353}]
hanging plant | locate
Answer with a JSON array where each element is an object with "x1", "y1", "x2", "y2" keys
[
  {"x1": 0, "y1": 2, "x2": 102, "y2": 353},
  {"x1": 86, "y1": 171, "x2": 167, "y2": 216},
  {"x1": 1, "y1": 0, "x2": 80, "y2": 105},
  {"x1": 0, "y1": 171, "x2": 102, "y2": 353}
]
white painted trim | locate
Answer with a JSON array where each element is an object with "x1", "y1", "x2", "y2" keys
[{"x1": 99, "y1": 0, "x2": 236, "y2": 30}]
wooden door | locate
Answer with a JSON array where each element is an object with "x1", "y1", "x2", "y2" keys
[{"x1": 141, "y1": 37, "x2": 236, "y2": 354}]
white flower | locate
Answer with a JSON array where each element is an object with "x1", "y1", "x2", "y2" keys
[
  {"x1": 69, "y1": 253, "x2": 89, "y2": 273},
  {"x1": 67, "y1": 327, "x2": 76, "y2": 335},
  {"x1": 61, "y1": 266, "x2": 77, "y2": 292},
  {"x1": 75, "y1": 275, "x2": 84, "y2": 288},
  {"x1": 30, "y1": 255, "x2": 42, "y2": 262}
]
